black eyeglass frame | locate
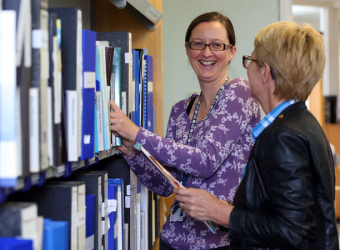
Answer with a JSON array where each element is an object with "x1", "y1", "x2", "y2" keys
[
  {"x1": 187, "y1": 42, "x2": 234, "y2": 51},
  {"x1": 242, "y1": 55, "x2": 275, "y2": 80}
]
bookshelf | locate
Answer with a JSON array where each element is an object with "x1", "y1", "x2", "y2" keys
[
  {"x1": 0, "y1": 0, "x2": 165, "y2": 248},
  {"x1": 94, "y1": 0, "x2": 165, "y2": 249}
]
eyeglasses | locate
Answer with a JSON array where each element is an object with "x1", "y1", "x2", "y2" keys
[
  {"x1": 243, "y1": 55, "x2": 275, "y2": 80},
  {"x1": 242, "y1": 55, "x2": 257, "y2": 69},
  {"x1": 187, "y1": 42, "x2": 233, "y2": 51}
]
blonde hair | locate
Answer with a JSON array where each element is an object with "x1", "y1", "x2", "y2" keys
[{"x1": 254, "y1": 21, "x2": 325, "y2": 102}]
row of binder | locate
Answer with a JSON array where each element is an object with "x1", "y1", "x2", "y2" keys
[
  {"x1": 0, "y1": 1, "x2": 159, "y2": 249},
  {"x1": 0, "y1": 158, "x2": 160, "y2": 250},
  {"x1": 0, "y1": 0, "x2": 154, "y2": 191}
]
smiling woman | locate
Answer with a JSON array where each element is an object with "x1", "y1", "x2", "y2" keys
[{"x1": 109, "y1": 11, "x2": 261, "y2": 250}]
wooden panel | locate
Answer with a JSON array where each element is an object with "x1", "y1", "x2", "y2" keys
[
  {"x1": 309, "y1": 79, "x2": 325, "y2": 129},
  {"x1": 95, "y1": 0, "x2": 163, "y2": 138},
  {"x1": 324, "y1": 124, "x2": 340, "y2": 217}
]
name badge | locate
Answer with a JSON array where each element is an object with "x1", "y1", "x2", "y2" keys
[{"x1": 169, "y1": 204, "x2": 185, "y2": 222}]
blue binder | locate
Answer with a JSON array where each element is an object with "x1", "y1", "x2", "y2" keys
[
  {"x1": 85, "y1": 194, "x2": 95, "y2": 250},
  {"x1": 0, "y1": 237, "x2": 33, "y2": 250},
  {"x1": 132, "y1": 50, "x2": 141, "y2": 127},
  {"x1": 80, "y1": 29, "x2": 96, "y2": 160},
  {"x1": 42, "y1": 219, "x2": 69, "y2": 250},
  {"x1": 107, "y1": 182, "x2": 116, "y2": 250},
  {"x1": 108, "y1": 178, "x2": 124, "y2": 250},
  {"x1": 144, "y1": 55, "x2": 154, "y2": 132}
]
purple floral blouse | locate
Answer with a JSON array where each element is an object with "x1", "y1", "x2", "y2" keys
[{"x1": 125, "y1": 78, "x2": 261, "y2": 249}]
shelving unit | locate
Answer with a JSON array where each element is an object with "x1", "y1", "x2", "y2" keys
[
  {"x1": 0, "y1": 0, "x2": 165, "y2": 248},
  {"x1": 110, "y1": 0, "x2": 162, "y2": 31},
  {"x1": 95, "y1": 0, "x2": 164, "y2": 249}
]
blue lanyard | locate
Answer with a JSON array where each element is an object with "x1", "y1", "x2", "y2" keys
[{"x1": 182, "y1": 77, "x2": 229, "y2": 187}]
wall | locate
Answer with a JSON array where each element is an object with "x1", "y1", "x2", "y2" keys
[{"x1": 162, "y1": 0, "x2": 280, "y2": 134}]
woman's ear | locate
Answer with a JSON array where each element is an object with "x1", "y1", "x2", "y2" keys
[
  {"x1": 229, "y1": 46, "x2": 236, "y2": 60},
  {"x1": 261, "y1": 62, "x2": 272, "y2": 83}
]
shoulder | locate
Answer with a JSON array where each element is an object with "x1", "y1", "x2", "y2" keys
[
  {"x1": 170, "y1": 94, "x2": 198, "y2": 116},
  {"x1": 258, "y1": 103, "x2": 317, "y2": 146},
  {"x1": 227, "y1": 78, "x2": 251, "y2": 94}
]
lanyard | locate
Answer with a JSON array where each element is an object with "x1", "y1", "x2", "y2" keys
[{"x1": 182, "y1": 77, "x2": 229, "y2": 187}]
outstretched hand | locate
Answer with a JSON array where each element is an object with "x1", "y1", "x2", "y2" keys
[
  {"x1": 110, "y1": 100, "x2": 140, "y2": 142},
  {"x1": 173, "y1": 187, "x2": 233, "y2": 227}
]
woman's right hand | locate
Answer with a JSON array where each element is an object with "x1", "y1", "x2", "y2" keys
[
  {"x1": 117, "y1": 139, "x2": 138, "y2": 158},
  {"x1": 110, "y1": 100, "x2": 140, "y2": 142}
]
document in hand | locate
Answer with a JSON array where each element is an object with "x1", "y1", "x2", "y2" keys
[
  {"x1": 134, "y1": 142, "x2": 217, "y2": 234},
  {"x1": 135, "y1": 142, "x2": 184, "y2": 188}
]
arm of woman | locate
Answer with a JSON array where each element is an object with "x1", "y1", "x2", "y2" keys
[
  {"x1": 111, "y1": 101, "x2": 184, "y2": 197},
  {"x1": 229, "y1": 129, "x2": 318, "y2": 249},
  {"x1": 134, "y1": 80, "x2": 260, "y2": 179}
]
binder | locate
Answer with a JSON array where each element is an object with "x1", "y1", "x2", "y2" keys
[
  {"x1": 46, "y1": 181, "x2": 86, "y2": 250},
  {"x1": 42, "y1": 219, "x2": 69, "y2": 250},
  {"x1": 0, "y1": 10, "x2": 19, "y2": 187},
  {"x1": 144, "y1": 55, "x2": 154, "y2": 132},
  {"x1": 85, "y1": 195, "x2": 95, "y2": 250},
  {"x1": 111, "y1": 47, "x2": 122, "y2": 146},
  {"x1": 49, "y1": 7, "x2": 83, "y2": 162},
  {"x1": 66, "y1": 172, "x2": 102, "y2": 250},
  {"x1": 0, "y1": 202, "x2": 38, "y2": 249},
  {"x1": 108, "y1": 179, "x2": 124, "y2": 250},
  {"x1": 80, "y1": 29, "x2": 96, "y2": 160},
  {"x1": 96, "y1": 45, "x2": 110, "y2": 151},
  {"x1": 3, "y1": 0, "x2": 32, "y2": 179},
  {"x1": 107, "y1": 181, "x2": 116, "y2": 250},
  {"x1": 90, "y1": 156, "x2": 130, "y2": 250},
  {"x1": 132, "y1": 49, "x2": 141, "y2": 127},
  {"x1": 0, "y1": 237, "x2": 33, "y2": 250},
  {"x1": 95, "y1": 47, "x2": 104, "y2": 152},
  {"x1": 97, "y1": 32, "x2": 133, "y2": 117},
  {"x1": 48, "y1": 12, "x2": 64, "y2": 167},
  {"x1": 31, "y1": 0, "x2": 49, "y2": 171},
  {"x1": 88, "y1": 171, "x2": 108, "y2": 250},
  {"x1": 8, "y1": 185, "x2": 78, "y2": 250}
]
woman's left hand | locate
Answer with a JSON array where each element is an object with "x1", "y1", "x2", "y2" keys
[
  {"x1": 173, "y1": 187, "x2": 234, "y2": 227},
  {"x1": 110, "y1": 100, "x2": 140, "y2": 141}
]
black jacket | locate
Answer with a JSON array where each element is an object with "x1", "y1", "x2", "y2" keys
[{"x1": 229, "y1": 102, "x2": 339, "y2": 250}]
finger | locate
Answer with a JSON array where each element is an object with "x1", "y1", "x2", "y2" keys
[{"x1": 110, "y1": 100, "x2": 120, "y2": 112}]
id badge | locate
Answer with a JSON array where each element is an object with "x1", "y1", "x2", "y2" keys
[{"x1": 169, "y1": 204, "x2": 185, "y2": 222}]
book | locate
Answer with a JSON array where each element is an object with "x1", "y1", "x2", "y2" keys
[
  {"x1": 49, "y1": 7, "x2": 83, "y2": 162},
  {"x1": 66, "y1": 172, "x2": 102, "y2": 250},
  {"x1": 46, "y1": 181, "x2": 86, "y2": 250},
  {"x1": 81, "y1": 29, "x2": 96, "y2": 160},
  {"x1": 31, "y1": 0, "x2": 49, "y2": 171},
  {"x1": 135, "y1": 142, "x2": 217, "y2": 234},
  {"x1": 111, "y1": 47, "x2": 123, "y2": 146},
  {"x1": 3, "y1": 0, "x2": 32, "y2": 179},
  {"x1": 144, "y1": 55, "x2": 154, "y2": 132},
  {"x1": 9, "y1": 185, "x2": 78, "y2": 250},
  {"x1": 95, "y1": 47, "x2": 104, "y2": 152},
  {"x1": 0, "y1": 237, "x2": 33, "y2": 250},
  {"x1": 90, "y1": 156, "x2": 130, "y2": 250},
  {"x1": 0, "y1": 202, "x2": 38, "y2": 249},
  {"x1": 107, "y1": 181, "x2": 116, "y2": 250},
  {"x1": 0, "y1": 10, "x2": 19, "y2": 187},
  {"x1": 108, "y1": 179, "x2": 124, "y2": 250},
  {"x1": 42, "y1": 219, "x2": 69, "y2": 250},
  {"x1": 88, "y1": 171, "x2": 108, "y2": 250},
  {"x1": 97, "y1": 32, "x2": 133, "y2": 118},
  {"x1": 85, "y1": 195, "x2": 95, "y2": 250}
]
